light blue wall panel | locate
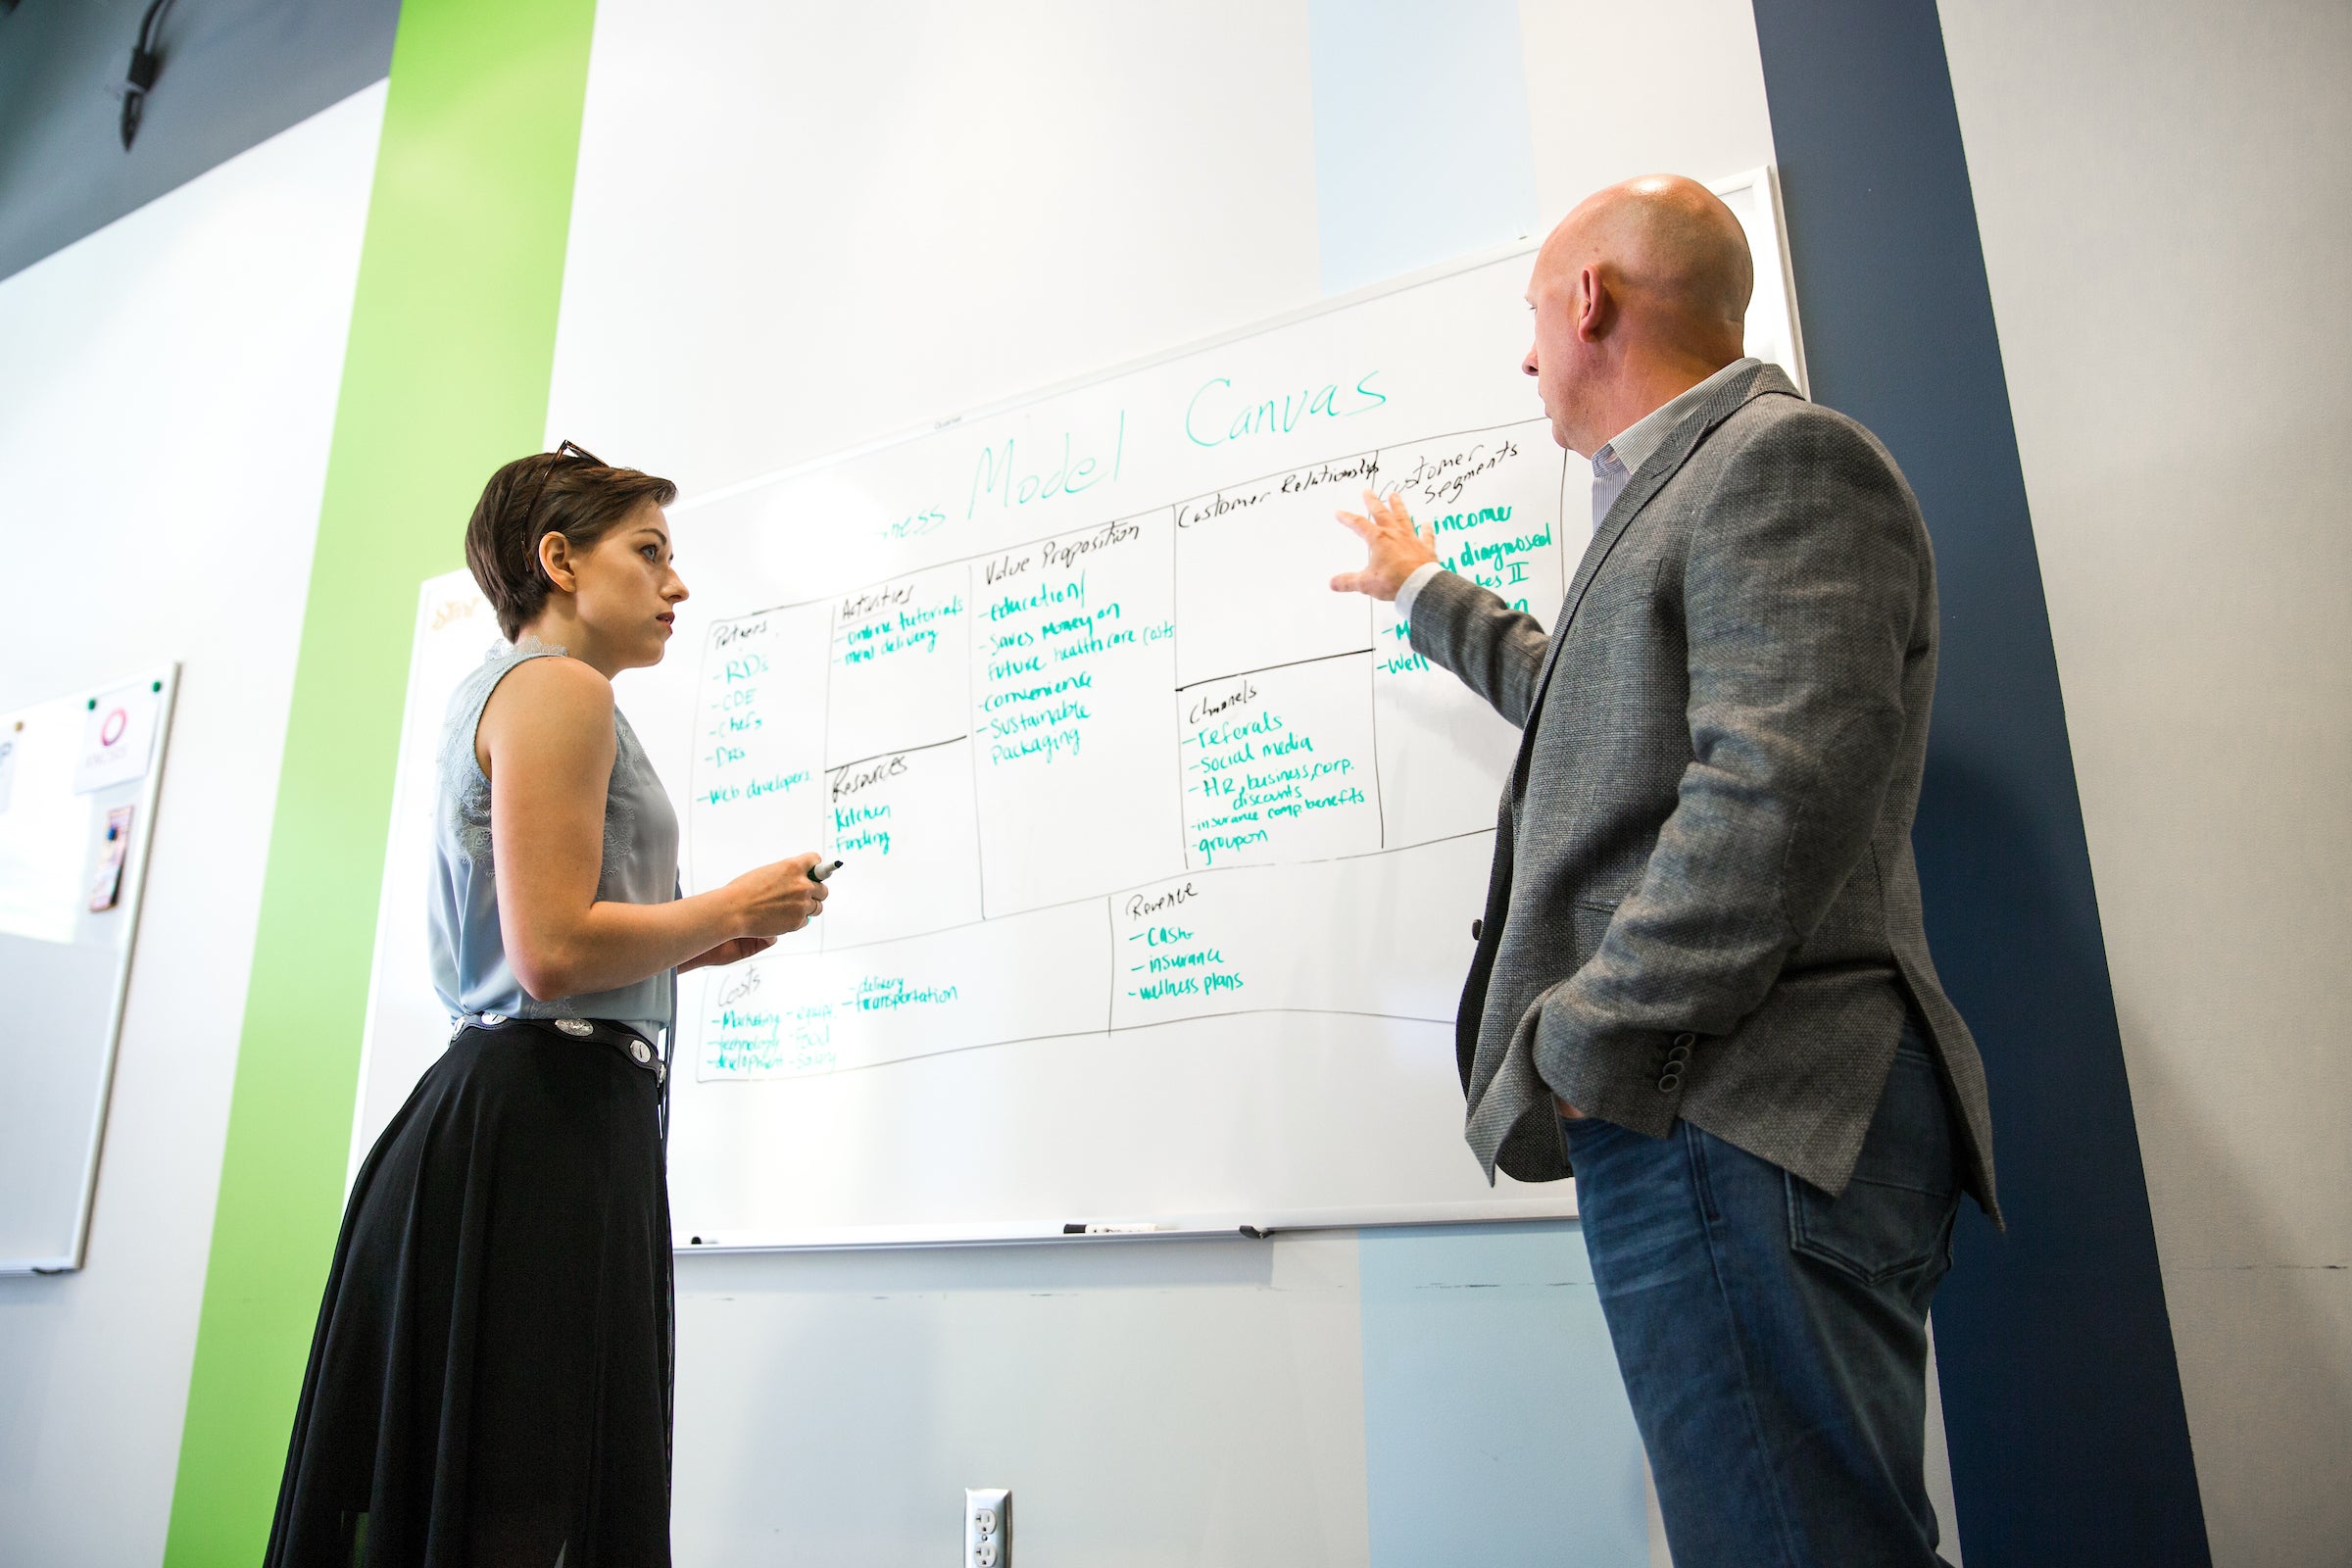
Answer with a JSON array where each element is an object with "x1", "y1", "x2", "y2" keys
[
  {"x1": 1308, "y1": 9, "x2": 1647, "y2": 1562},
  {"x1": 1359, "y1": 1222, "x2": 1649, "y2": 1567},
  {"x1": 1308, "y1": 0, "x2": 1541, "y2": 294}
]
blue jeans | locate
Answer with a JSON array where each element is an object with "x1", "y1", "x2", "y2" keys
[{"x1": 1564, "y1": 1023, "x2": 1961, "y2": 1568}]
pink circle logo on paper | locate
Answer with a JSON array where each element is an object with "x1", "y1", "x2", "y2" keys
[{"x1": 99, "y1": 708, "x2": 128, "y2": 747}]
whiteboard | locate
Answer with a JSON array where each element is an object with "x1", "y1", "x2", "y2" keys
[
  {"x1": 0, "y1": 665, "x2": 179, "y2": 1272},
  {"x1": 358, "y1": 170, "x2": 1803, "y2": 1247}
]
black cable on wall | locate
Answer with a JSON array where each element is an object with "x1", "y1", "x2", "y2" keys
[{"x1": 120, "y1": 0, "x2": 177, "y2": 150}]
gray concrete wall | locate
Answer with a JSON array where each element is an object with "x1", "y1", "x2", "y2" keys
[
  {"x1": 1941, "y1": 4, "x2": 2352, "y2": 1563},
  {"x1": 0, "y1": 0, "x2": 396, "y2": 281}
]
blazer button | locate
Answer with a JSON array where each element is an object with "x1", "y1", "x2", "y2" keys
[
  {"x1": 1471, "y1": 918, "x2": 1483, "y2": 941},
  {"x1": 1657, "y1": 1070, "x2": 1683, "y2": 1094},
  {"x1": 1674, "y1": 1032, "x2": 1697, "y2": 1049}
]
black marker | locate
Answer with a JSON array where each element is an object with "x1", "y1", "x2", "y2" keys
[{"x1": 809, "y1": 859, "x2": 844, "y2": 883}]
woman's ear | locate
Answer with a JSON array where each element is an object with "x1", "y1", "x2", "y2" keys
[{"x1": 537, "y1": 530, "x2": 577, "y2": 594}]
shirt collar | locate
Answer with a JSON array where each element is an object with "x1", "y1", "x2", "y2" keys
[{"x1": 1592, "y1": 357, "x2": 1760, "y2": 484}]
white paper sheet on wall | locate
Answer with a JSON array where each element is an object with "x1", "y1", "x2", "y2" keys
[{"x1": 72, "y1": 679, "x2": 162, "y2": 795}]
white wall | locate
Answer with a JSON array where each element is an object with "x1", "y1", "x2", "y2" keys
[
  {"x1": 0, "y1": 85, "x2": 384, "y2": 1566},
  {"x1": 549, "y1": 0, "x2": 1322, "y2": 501},
  {"x1": 1517, "y1": 0, "x2": 1776, "y2": 223},
  {"x1": 1940, "y1": 4, "x2": 2352, "y2": 1564}
]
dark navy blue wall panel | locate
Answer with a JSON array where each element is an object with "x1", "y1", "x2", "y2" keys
[{"x1": 1746, "y1": 2, "x2": 2211, "y2": 1561}]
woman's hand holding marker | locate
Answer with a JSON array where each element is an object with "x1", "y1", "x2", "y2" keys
[{"x1": 723, "y1": 850, "x2": 832, "y2": 938}]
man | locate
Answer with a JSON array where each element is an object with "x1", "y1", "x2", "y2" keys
[{"x1": 1333, "y1": 175, "x2": 1997, "y2": 1567}]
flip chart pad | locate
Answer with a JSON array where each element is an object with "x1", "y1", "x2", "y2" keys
[{"x1": 363, "y1": 172, "x2": 1804, "y2": 1245}]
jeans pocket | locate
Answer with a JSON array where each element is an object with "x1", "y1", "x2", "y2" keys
[
  {"x1": 1787, "y1": 1170, "x2": 1958, "y2": 1286},
  {"x1": 1786, "y1": 1044, "x2": 1961, "y2": 1285}
]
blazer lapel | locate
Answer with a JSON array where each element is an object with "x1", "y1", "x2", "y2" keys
[{"x1": 1520, "y1": 363, "x2": 1798, "y2": 723}]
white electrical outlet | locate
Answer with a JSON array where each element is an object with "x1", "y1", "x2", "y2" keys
[{"x1": 965, "y1": 1487, "x2": 1010, "y2": 1567}]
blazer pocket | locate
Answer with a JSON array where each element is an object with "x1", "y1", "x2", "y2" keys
[{"x1": 1569, "y1": 899, "x2": 1619, "y2": 968}]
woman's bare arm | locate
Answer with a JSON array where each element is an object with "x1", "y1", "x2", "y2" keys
[{"x1": 481, "y1": 657, "x2": 822, "y2": 1000}]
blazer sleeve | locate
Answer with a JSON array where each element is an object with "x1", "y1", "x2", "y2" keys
[
  {"x1": 1403, "y1": 568, "x2": 1553, "y2": 729},
  {"x1": 1534, "y1": 411, "x2": 1925, "y2": 1068}
]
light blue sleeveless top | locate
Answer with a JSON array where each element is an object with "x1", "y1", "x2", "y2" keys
[{"x1": 428, "y1": 641, "x2": 679, "y2": 1040}]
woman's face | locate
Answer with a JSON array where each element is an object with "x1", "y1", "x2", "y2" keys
[{"x1": 554, "y1": 500, "x2": 688, "y2": 669}]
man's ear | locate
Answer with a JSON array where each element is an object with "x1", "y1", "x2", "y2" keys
[
  {"x1": 537, "y1": 530, "x2": 577, "y2": 593},
  {"x1": 1576, "y1": 265, "x2": 1612, "y2": 344}
]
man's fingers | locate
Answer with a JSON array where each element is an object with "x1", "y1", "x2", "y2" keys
[
  {"x1": 1334, "y1": 508, "x2": 1374, "y2": 540},
  {"x1": 1368, "y1": 487, "x2": 1418, "y2": 537},
  {"x1": 1330, "y1": 570, "x2": 1361, "y2": 594}
]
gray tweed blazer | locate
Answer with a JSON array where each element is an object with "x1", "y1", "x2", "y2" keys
[{"x1": 1409, "y1": 363, "x2": 1998, "y2": 1221}]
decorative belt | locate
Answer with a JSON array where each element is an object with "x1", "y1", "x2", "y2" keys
[{"x1": 453, "y1": 1010, "x2": 667, "y2": 1085}]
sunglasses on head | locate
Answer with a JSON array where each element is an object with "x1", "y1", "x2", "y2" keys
[
  {"x1": 518, "y1": 440, "x2": 615, "y2": 594},
  {"x1": 518, "y1": 438, "x2": 608, "y2": 530}
]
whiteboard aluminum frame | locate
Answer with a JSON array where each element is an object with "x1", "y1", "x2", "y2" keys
[
  {"x1": 2, "y1": 662, "x2": 181, "y2": 1275},
  {"x1": 676, "y1": 1199, "x2": 1596, "y2": 1255},
  {"x1": 515, "y1": 167, "x2": 1804, "y2": 1252},
  {"x1": 1712, "y1": 164, "x2": 1810, "y2": 398}
]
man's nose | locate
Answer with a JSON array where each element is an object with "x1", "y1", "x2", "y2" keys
[{"x1": 1522, "y1": 346, "x2": 1539, "y2": 377}]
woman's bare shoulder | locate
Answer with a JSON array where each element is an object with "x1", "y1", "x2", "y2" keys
[
  {"x1": 478, "y1": 655, "x2": 614, "y2": 775},
  {"x1": 496, "y1": 653, "x2": 612, "y2": 710}
]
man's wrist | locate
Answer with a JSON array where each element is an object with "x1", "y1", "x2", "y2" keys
[{"x1": 1394, "y1": 562, "x2": 1445, "y2": 618}]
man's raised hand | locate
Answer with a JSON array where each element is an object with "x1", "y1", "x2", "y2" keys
[{"x1": 1331, "y1": 487, "x2": 1440, "y2": 601}]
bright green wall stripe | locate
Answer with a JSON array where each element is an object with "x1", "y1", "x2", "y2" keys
[{"x1": 163, "y1": 2, "x2": 599, "y2": 1560}]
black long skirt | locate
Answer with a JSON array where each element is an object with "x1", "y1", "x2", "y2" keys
[{"x1": 265, "y1": 1019, "x2": 673, "y2": 1567}]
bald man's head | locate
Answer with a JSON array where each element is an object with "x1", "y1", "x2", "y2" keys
[
  {"x1": 1521, "y1": 175, "x2": 1755, "y2": 454},
  {"x1": 1544, "y1": 175, "x2": 1752, "y2": 345}
]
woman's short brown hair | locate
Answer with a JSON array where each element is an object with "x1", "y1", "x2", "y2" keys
[{"x1": 465, "y1": 448, "x2": 678, "y2": 640}]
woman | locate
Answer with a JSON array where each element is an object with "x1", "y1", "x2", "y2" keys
[{"x1": 267, "y1": 444, "x2": 827, "y2": 1566}]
